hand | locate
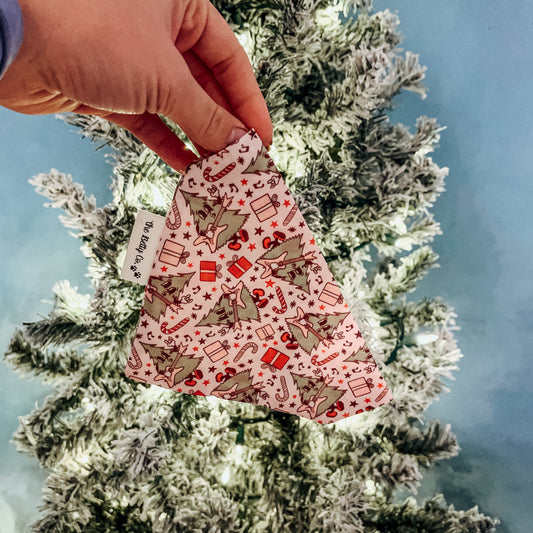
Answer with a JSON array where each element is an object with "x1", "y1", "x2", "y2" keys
[{"x1": 0, "y1": 0, "x2": 272, "y2": 172}]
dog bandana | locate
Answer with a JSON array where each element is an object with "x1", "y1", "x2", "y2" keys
[{"x1": 125, "y1": 130, "x2": 393, "y2": 424}]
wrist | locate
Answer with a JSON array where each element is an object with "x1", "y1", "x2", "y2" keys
[{"x1": 0, "y1": 0, "x2": 24, "y2": 80}]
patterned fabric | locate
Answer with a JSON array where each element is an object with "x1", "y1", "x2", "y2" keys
[{"x1": 126, "y1": 130, "x2": 393, "y2": 424}]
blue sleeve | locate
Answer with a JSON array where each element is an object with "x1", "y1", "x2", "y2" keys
[{"x1": 0, "y1": 0, "x2": 24, "y2": 80}]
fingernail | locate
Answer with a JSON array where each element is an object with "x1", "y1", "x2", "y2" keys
[{"x1": 227, "y1": 126, "x2": 248, "y2": 145}]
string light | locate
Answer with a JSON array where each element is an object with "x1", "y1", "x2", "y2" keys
[{"x1": 416, "y1": 333, "x2": 439, "y2": 345}]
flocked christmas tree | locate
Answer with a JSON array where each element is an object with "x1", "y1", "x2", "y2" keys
[{"x1": 4, "y1": 0, "x2": 499, "y2": 531}]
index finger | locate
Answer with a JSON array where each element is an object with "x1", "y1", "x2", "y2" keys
[{"x1": 192, "y1": 2, "x2": 273, "y2": 147}]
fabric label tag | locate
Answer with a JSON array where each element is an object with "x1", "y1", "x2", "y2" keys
[{"x1": 121, "y1": 210, "x2": 166, "y2": 285}]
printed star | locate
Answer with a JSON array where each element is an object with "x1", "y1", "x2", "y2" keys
[
  {"x1": 248, "y1": 243, "x2": 256, "y2": 251},
  {"x1": 183, "y1": 232, "x2": 191, "y2": 240},
  {"x1": 319, "y1": 304, "x2": 325, "y2": 310},
  {"x1": 350, "y1": 401, "x2": 357, "y2": 407},
  {"x1": 223, "y1": 360, "x2": 229, "y2": 365},
  {"x1": 188, "y1": 262, "x2": 194, "y2": 268},
  {"x1": 212, "y1": 287, "x2": 217, "y2": 292},
  {"x1": 170, "y1": 232, "x2": 176, "y2": 239},
  {"x1": 288, "y1": 226, "x2": 296, "y2": 232},
  {"x1": 254, "y1": 226, "x2": 264, "y2": 235},
  {"x1": 266, "y1": 279, "x2": 275, "y2": 287},
  {"x1": 345, "y1": 373, "x2": 351, "y2": 379},
  {"x1": 186, "y1": 221, "x2": 191, "y2": 227},
  {"x1": 270, "y1": 221, "x2": 278, "y2": 228},
  {"x1": 364, "y1": 398, "x2": 371, "y2": 403},
  {"x1": 195, "y1": 330, "x2": 201, "y2": 336},
  {"x1": 309, "y1": 238, "x2": 315, "y2": 245},
  {"x1": 338, "y1": 379, "x2": 344, "y2": 384},
  {"x1": 203, "y1": 292, "x2": 212, "y2": 300},
  {"x1": 377, "y1": 383, "x2": 384, "y2": 388},
  {"x1": 193, "y1": 346, "x2": 199, "y2": 351},
  {"x1": 299, "y1": 221, "x2": 305, "y2": 227},
  {"x1": 219, "y1": 253, "x2": 225, "y2": 259},
  {"x1": 245, "y1": 189, "x2": 253, "y2": 198},
  {"x1": 258, "y1": 371, "x2": 263, "y2": 377},
  {"x1": 343, "y1": 413, "x2": 350, "y2": 418},
  {"x1": 283, "y1": 200, "x2": 291, "y2": 207},
  {"x1": 161, "y1": 266, "x2": 168, "y2": 272},
  {"x1": 356, "y1": 331, "x2": 363, "y2": 338},
  {"x1": 247, "y1": 359, "x2": 253, "y2": 364},
  {"x1": 241, "y1": 178, "x2": 248, "y2": 185},
  {"x1": 209, "y1": 366, "x2": 216, "y2": 373},
  {"x1": 145, "y1": 370, "x2": 152, "y2": 376},
  {"x1": 203, "y1": 379, "x2": 210, "y2": 386},
  {"x1": 141, "y1": 320, "x2": 149, "y2": 328},
  {"x1": 238, "y1": 199, "x2": 245, "y2": 206},
  {"x1": 199, "y1": 338, "x2": 206, "y2": 345},
  {"x1": 342, "y1": 365, "x2": 347, "y2": 370},
  {"x1": 234, "y1": 343, "x2": 240, "y2": 348},
  {"x1": 290, "y1": 402, "x2": 296, "y2": 408},
  {"x1": 250, "y1": 276, "x2": 257, "y2": 282},
  {"x1": 197, "y1": 250, "x2": 204, "y2": 256},
  {"x1": 268, "y1": 293, "x2": 274, "y2": 299}
]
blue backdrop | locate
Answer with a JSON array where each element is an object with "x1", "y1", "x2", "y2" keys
[{"x1": 1, "y1": 1, "x2": 532, "y2": 531}]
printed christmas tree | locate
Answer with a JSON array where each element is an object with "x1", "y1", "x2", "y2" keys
[
  {"x1": 291, "y1": 373, "x2": 344, "y2": 419},
  {"x1": 197, "y1": 280, "x2": 259, "y2": 330},
  {"x1": 142, "y1": 272, "x2": 194, "y2": 321},
  {"x1": 287, "y1": 307, "x2": 350, "y2": 353},
  {"x1": 257, "y1": 235, "x2": 316, "y2": 292},
  {"x1": 211, "y1": 370, "x2": 261, "y2": 404},
  {"x1": 181, "y1": 190, "x2": 248, "y2": 252},
  {"x1": 140, "y1": 341, "x2": 202, "y2": 388},
  {"x1": 241, "y1": 145, "x2": 277, "y2": 175},
  {"x1": 344, "y1": 345, "x2": 373, "y2": 363}
]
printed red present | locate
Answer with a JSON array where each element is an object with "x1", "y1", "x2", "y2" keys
[
  {"x1": 349, "y1": 377, "x2": 372, "y2": 398},
  {"x1": 159, "y1": 239, "x2": 185, "y2": 266},
  {"x1": 250, "y1": 194, "x2": 278, "y2": 222},
  {"x1": 228, "y1": 256, "x2": 252, "y2": 278},
  {"x1": 261, "y1": 348, "x2": 289, "y2": 370},
  {"x1": 200, "y1": 261, "x2": 218, "y2": 282},
  {"x1": 204, "y1": 340, "x2": 228, "y2": 362},
  {"x1": 318, "y1": 282, "x2": 343, "y2": 306},
  {"x1": 255, "y1": 324, "x2": 275, "y2": 341}
]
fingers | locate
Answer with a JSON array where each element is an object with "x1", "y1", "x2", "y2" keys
[
  {"x1": 157, "y1": 46, "x2": 247, "y2": 153},
  {"x1": 101, "y1": 111, "x2": 198, "y2": 174},
  {"x1": 191, "y1": 2, "x2": 272, "y2": 147}
]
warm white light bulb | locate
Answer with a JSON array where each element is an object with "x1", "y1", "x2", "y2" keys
[
  {"x1": 221, "y1": 466, "x2": 231, "y2": 485},
  {"x1": 416, "y1": 333, "x2": 439, "y2": 345}
]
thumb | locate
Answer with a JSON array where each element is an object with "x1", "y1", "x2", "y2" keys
[{"x1": 158, "y1": 47, "x2": 247, "y2": 152}]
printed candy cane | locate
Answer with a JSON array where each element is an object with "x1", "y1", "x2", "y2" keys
[
  {"x1": 127, "y1": 344, "x2": 143, "y2": 369},
  {"x1": 166, "y1": 195, "x2": 181, "y2": 229},
  {"x1": 282, "y1": 204, "x2": 298, "y2": 226},
  {"x1": 275, "y1": 376, "x2": 289, "y2": 403},
  {"x1": 311, "y1": 352, "x2": 340, "y2": 366},
  {"x1": 203, "y1": 162, "x2": 236, "y2": 182},
  {"x1": 375, "y1": 386, "x2": 390, "y2": 403},
  {"x1": 233, "y1": 342, "x2": 258, "y2": 362},
  {"x1": 272, "y1": 286, "x2": 287, "y2": 314},
  {"x1": 160, "y1": 317, "x2": 190, "y2": 334}
]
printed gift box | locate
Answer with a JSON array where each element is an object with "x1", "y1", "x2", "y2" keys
[
  {"x1": 250, "y1": 194, "x2": 278, "y2": 222},
  {"x1": 228, "y1": 256, "x2": 252, "y2": 278},
  {"x1": 159, "y1": 239, "x2": 185, "y2": 266},
  {"x1": 318, "y1": 282, "x2": 343, "y2": 306},
  {"x1": 261, "y1": 348, "x2": 289, "y2": 370},
  {"x1": 203, "y1": 340, "x2": 228, "y2": 363}
]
